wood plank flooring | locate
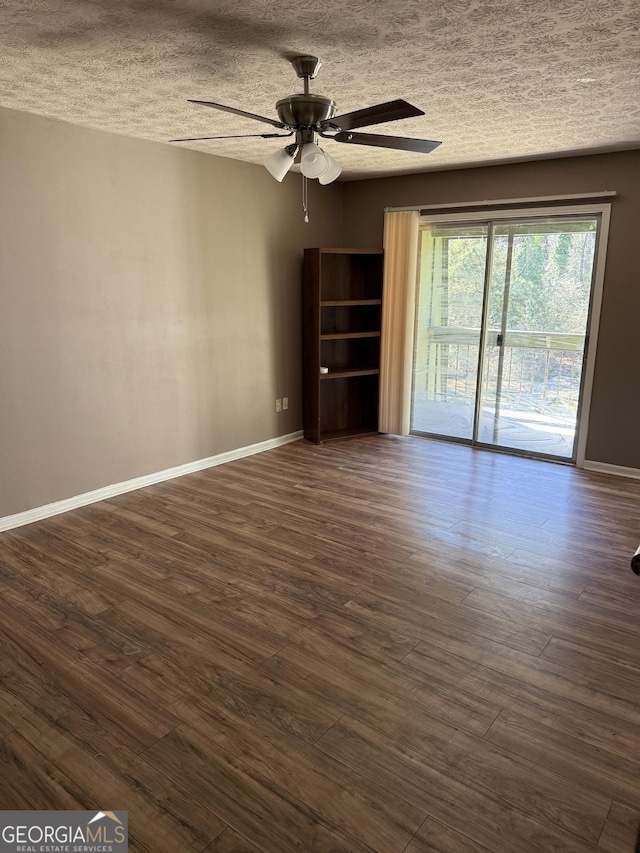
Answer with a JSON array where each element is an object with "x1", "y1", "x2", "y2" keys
[{"x1": 1, "y1": 435, "x2": 640, "y2": 852}]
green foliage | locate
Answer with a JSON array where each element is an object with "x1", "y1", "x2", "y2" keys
[
  {"x1": 439, "y1": 235, "x2": 486, "y2": 328},
  {"x1": 428, "y1": 223, "x2": 596, "y2": 335}
]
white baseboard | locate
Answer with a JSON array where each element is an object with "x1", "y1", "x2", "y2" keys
[
  {"x1": 0, "y1": 431, "x2": 304, "y2": 533},
  {"x1": 582, "y1": 459, "x2": 640, "y2": 480}
]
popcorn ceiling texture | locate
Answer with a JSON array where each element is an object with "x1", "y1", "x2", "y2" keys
[{"x1": 1, "y1": 0, "x2": 639, "y2": 178}]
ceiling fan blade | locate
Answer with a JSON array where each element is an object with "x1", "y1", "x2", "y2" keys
[
  {"x1": 170, "y1": 132, "x2": 293, "y2": 142},
  {"x1": 322, "y1": 99, "x2": 424, "y2": 132},
  {"x1": 188, "y1": 99, "x2": 285, "y2": 129},
  {"x1": 333, "y1": 131, "x2": 441, "y2": 154}
]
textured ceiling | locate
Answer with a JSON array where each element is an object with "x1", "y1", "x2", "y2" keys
[{"x1": 2, "y1": 0, "x2": 640, "y2": 179}]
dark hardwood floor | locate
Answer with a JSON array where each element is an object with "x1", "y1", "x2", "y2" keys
[{"x1": 1, "y1": 435, "x2": 640, "y2": 853}]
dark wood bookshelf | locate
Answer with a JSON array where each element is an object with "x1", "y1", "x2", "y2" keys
[
  {"x1": 320, "y1": 368, "x2": 380, "y2": 379},
  {"x1": 320, "y1": 331, "x2": 380, "y2": 341},
  {"x1": 320, "y1": 299, "x2": 382, "y2": 307},
  {"x1": 318, "y1": 427, "x2": 379, "y2": 442},
  {"x1": 302, "y1": 248, "x2": 383, "y2": 444}
]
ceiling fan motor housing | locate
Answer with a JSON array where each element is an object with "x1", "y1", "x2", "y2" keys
[{"x1": 276, "y1": 94, "x2": 336, "y2": 129}]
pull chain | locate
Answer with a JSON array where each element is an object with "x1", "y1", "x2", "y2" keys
[{"x1": 302, "y1": 175, "x2": 309, "y2": 223}]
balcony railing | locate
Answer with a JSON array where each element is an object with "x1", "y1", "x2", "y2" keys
[{"x1": 415, "y1": 327, "x2": 585, "y2": 423}]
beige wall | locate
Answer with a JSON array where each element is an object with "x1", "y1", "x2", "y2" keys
[
  {"x1": 342, "y1": 151, "x2": 640, "y2": 470},
  {"x1": 0, "y1": 107, "x2": 343, "y2": 517}
]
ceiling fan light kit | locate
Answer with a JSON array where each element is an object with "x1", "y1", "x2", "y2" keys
[
  {"x1": 174, "y1": 54, "x2": 441, "y2": 216},
  {"x1": 263, "y1": 144, "x2": 299, "y2": 182},
  {"x1": 318, "y1": 151, "x2": 342, "y2": 185},
  {"x1": 300, "y1": 142, "x2": 329, "y2": 179}
]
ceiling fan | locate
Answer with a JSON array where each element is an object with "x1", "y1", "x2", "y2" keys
[{"x1": 171, "y1": 55, "x2": 441, "y2": 184}]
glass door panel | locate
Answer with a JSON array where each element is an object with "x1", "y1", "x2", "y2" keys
[
  {"x1": 411, "y1": 224, "x2": 488, "y2": 439},
  {"x1": 478, "y1": 219, "x2": 597, "y2": 459}
]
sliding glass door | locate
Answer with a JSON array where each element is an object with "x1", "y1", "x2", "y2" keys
[
  {"x1": 411, "y1": 223, "x2": 488, "y2": 440},
  {"x1": 411, "y1": 211, "x2": 601, "y2": 461}
]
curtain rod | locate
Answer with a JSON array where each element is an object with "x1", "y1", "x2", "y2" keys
[{"x1": 385, "y1": 191, "x2": 617, "y2": 213}]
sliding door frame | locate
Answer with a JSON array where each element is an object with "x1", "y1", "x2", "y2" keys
[{"x1": 413, "y1": 202, "x2": 611, "y2": 468}]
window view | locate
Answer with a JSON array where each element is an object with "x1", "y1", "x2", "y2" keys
[
  {"x1": 411, "y1": 215, "x2": 598, "y2": 460},
  {"x1": 411, "y1": 223, "x2": 488, "y2": 440}
]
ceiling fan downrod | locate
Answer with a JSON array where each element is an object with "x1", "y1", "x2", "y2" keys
[
  {"x1": 290, "y1": 54, "x2": 322, "y2": 93},
  {"x1": 276, "y1": 56, "x2": 336, "y2": 133}
]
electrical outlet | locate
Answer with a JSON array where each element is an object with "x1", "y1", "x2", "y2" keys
[
  {"x1": 275, "y1": 398, "x2": 282, "y2": 413},
  {"x1": 282, "y1": 397, "x2": 289, "y2": 411}
]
